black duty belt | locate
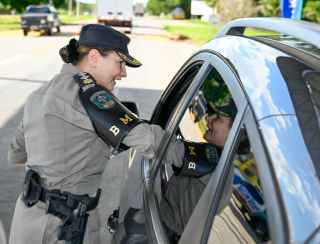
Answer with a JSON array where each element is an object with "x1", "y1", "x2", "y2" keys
[{"x1": 22, "y1": 169, "x2": 101, "y2": 244}]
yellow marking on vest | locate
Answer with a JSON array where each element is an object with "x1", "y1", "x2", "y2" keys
[
  {"x1": 120, "y1": 114, "x2": 133, "y2": 125},
  {"x1": 189, "y1": 146, "x2": 196, "y2": 156}
]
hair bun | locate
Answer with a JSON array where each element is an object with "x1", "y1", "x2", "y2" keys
[{"x1": 59, "y1": 38, "x2": 79, "y2": 64}]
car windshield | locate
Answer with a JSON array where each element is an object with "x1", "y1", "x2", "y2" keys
[{"x1": 26, "y1": 7, "x2": 51, "y2": 13}]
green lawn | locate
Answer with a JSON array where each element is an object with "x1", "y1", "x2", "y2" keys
[
  {"x1": 59, "y1": 14, "x2": 95, "y2": 25},
  {"x1": 0, "y1": 14, "x2": 95, "y2": 32},
  {"x1": 0, "y1": 15, "x2": 20, "y2": 31},
  {"x1": 165, "y1": 19, "x2": 222, "y2": 44},
  {"x1": 165, "y1": 19, "x2": 277, "y2": 44}
]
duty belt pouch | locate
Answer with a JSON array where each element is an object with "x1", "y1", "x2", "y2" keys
[{"x1": 22, "y1": 169, "x2": 42, "y2": 207}]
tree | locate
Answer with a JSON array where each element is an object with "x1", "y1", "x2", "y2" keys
[
  {"x1": 217, "y1": 0, "x2": 258, "y2": 22},
  {"x1": 204, "y1": 0, "x2": 218, "y2": 8},
  {"x1": 0, "y1": 0, "x2": 66, "y2": 13},
  {"x1": 147, "y1": 0, "x2": 191, "y2": 18},
  {"x1": 257, "y1": 0, "x2": 279, "y2": 17},
  {"x1": 303, "y1": 0, "x2": 320, "y2": 22}
]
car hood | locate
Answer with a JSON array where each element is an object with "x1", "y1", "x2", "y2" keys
[{"x1": 21, "y1": 13, "x2": 50, "y2": 17}]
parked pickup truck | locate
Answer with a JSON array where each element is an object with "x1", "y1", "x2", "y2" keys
[{"x1": 21, "y1": 4, "x2": 61, "y2": 36}]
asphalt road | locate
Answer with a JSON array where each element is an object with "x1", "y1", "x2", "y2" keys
[{"x1": 0, "y1": 17, "x2": 198, "y2": 243}]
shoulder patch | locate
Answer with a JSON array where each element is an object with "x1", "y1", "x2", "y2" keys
[{"x1": 90, "y1": 90, "x2": 115, "y2": 110}]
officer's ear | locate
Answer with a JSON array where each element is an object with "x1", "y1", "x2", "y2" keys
[{"x1": 87, "y1": 49, "x2": 101, "y2": 66}]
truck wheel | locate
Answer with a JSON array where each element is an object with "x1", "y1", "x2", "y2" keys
[
  {"x1": 47, "y1": 28, "x2": 52, "y2": 36},
  {"x1": 23, "y1": 29, "x2": 28, "y2": 36}
]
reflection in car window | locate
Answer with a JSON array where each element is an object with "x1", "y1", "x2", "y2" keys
[
  {"x1": 208, "y1": 128, "x2": 271, "y2": 243},
  {"x1": 277, "y1": 57, "x2": 320, "y2": 178},
  {"x1": 157, "y1": 67, "x2": 238, "y2": 243}
]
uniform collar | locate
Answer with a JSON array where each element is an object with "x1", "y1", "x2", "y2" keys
[{"x1": 60, "y1": 63, "x2": 79, "y2": 75}]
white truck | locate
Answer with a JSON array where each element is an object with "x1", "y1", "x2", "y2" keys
[{"x1": 97, "y1": 0, "x2": 133, "y2": 28}]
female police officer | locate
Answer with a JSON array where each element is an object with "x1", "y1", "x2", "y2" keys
[{"x1": 8, "y1": 24, "x2": 164, "y2": 244}]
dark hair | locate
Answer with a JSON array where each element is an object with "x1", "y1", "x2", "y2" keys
[{"x1": 59, "y1": 38, "x2": 111, "y2": 65}]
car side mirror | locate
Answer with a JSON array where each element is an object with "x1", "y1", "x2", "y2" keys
[{"x1": 122, "y1": 101, "x2": 140, "y2": 117}]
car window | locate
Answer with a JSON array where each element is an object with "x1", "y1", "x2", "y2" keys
[
  {"x1": 27, "y1": 6, "x2": 51, "y2": 13},
  {"x1": 277, "y1": 58, "x2": 320, "y2": 179},
  {"x1": 150, "y1": 62, "x2": 203, "y2": 127},
  {"x1": 208, "y1": 127, "x2": 271, "y2": 243},
  {"x1": 156, "y1": 67, "x2": 238, "y2": 242}
]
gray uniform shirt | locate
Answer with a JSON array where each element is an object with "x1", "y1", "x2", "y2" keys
[
  {"x1": 9, "y1": 64, "x2": 110, "y2": 194},
  {"x1": 8, "y1": 63, "x2": 164, "y2": 244}
]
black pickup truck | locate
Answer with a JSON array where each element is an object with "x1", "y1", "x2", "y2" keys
[{"x1": 20, "y1": 5, "x2": 61, "y2": 36}]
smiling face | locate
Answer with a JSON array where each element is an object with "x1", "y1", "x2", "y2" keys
[
  {"x1": 79, "y1": 49, "x2": 127, "y2": 91},
  {"x1": 204, "y1": 114, "x2": 232, "y2": 147}
]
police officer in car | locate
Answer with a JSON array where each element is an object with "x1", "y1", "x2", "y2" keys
[
  {"x1": 8, "y1": 24, "x2": 165, "y2": 244},
  {"x1": 110, "y1": 101, "x2": 237, "y2": 244}
]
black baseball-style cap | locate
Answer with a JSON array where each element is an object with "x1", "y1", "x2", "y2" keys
[
  {"x1": 210, "y1": 100, "x2": 237, "y2": 120},
  {"x1": 78, "y1": 24, "x2": 142, "y2": 68}
]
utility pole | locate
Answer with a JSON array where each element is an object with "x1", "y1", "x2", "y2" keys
[
  {"x1": 68, "y1": 0, "x2": 73, "y2": 15},
  {"x1": 76, "y1": 0, "x2": 80, "y2": 17}
]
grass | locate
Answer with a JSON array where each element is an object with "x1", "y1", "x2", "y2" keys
[
  {"x1": 0, "y1": 15, "x2": 20, "y2": 31},
  {"x1": 165, "y1": 19, "x2": 221, "y2": 44},
  {"x1": 59, "y1": 14, "x2": 95, "y2": 25},
  {"x1": 0, "y1": 14, "x2": 95, "y2": 32},
  {"x1": 165, "y1": 19, "x2": 278, "y2": 44}
]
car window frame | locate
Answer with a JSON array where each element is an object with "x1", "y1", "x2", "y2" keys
[
  {"x1": 143, "y1": 50, "x2": 249, "y2": 244},
  {"x1": 143, "y1": 58, "x2": 211, "y2": 244},
  {"x1": 242, "y1": 107, "x2": 288, "y2": 244}
]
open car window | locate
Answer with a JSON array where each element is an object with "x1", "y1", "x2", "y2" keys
[{"x1": 154, "y1": 66, "x2": 239, "y2": 242}]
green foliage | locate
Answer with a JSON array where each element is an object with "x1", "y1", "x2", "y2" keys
[
  {"x1": 0, "y1": 0, "x2": 66, "y2": 13},
  {"x1": 217, "y1": 0, "x2": 258, "y2": 22},
  {"x1": 0, "y1": 15, "x2": 20, "y2": 31},
  {"x1": 258, "y1": 0, "x2": 280, "y2": 16},
  {"x1": 147, "y1": 0, "x2": 191, "y2": 18},
  {"x1": 147, "y1": 0, "x2": 170, "y2": 15},
  {"x1": 204, "y1": 0, "x2": 218, "y2": 8},
  {"x1": 303, "y1": 0, "x2": 320, "y2": 22}
]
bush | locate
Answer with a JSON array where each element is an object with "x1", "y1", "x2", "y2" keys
[
  {"x1": 303, "y1": 0, "x2": 320, "y2": 22},
  {"x1": 217, "y1": 0, "x2": 258, "y2": 22},
  {"x1": 147, "y1": 0, "x2": 191, "y2": 18},
  {"x1": 258, "y1": 0, "x2": 280, "y2": 17}
]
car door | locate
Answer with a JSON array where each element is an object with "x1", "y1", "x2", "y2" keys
[
  {"x1": 179, "y1": 107, "x2": 288, "y2": 244},
  {"x1": 142, "y1": 50, "x2": 249, "y2": 244}
]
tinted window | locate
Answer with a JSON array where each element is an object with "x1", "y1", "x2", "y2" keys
[
  {"x1": 208, "y1": 128, "x2": 271, "y2": 243},
  {"x1": 277, "y1": 57, "x2": 320, "y2": 178}
]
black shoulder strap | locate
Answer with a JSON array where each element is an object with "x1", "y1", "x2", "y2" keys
[
  {"x1": 173, "y1": 140, "x2": 220, "y2": 178},
  {"x1": 74, "y1": 72, "x2": 142, "y2": 150}
]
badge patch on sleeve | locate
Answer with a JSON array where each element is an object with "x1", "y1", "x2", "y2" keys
[{"x1": 90, "y1": 90, "x2": 115, "y2": 110}]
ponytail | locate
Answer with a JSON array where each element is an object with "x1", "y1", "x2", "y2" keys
[{"x1": 59, "y1": 38, "x2": 79, "y2": 64}]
